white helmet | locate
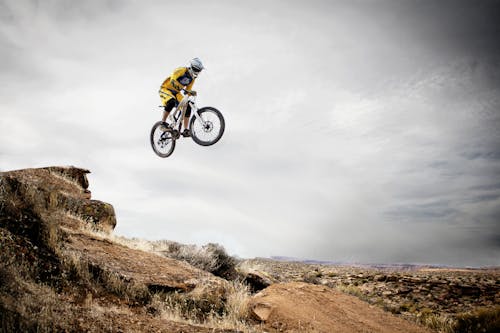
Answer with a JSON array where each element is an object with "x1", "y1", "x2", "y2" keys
[{"x1": 188, "y1": 57, "x2": 204, "y2": 78}]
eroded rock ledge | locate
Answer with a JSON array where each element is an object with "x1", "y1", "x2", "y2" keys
[{"x1": 0, "y1": 166, "x2": 115, "y2": 232}]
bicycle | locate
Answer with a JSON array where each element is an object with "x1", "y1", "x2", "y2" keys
[{"x1": 150, "y1": 91, "x2": 225, "y2": 158}]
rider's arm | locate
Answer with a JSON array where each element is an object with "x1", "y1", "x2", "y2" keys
[{"x1": 185, "y1": 80, "x2": 195, "y2": 95}]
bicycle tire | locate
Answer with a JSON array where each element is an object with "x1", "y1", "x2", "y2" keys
[
  {"x1": 189, "y1": 107, "x2": 225, "y2": 146},
  {"x1": 150, "y1": 121, "x2": 176, "y2": 158}
]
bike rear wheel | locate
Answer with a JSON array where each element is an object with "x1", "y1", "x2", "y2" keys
[
  {"x1": 150, "y1": 121, "x2": 176, "y2": 158},
  {"x1": 190, "y1": 107, "x2": 225, "y2": 146}
]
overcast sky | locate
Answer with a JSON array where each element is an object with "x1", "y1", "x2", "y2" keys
[{"x1": 1, "y1": 0, "x2": 499, "y2": 267}]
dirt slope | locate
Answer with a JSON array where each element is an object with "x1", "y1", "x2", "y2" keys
[
  {"x1": 64, "y1": 230, "x2": 219, "y2": 292},
  {"x1": 249, "y1": 282, "x2": 433, "y2": 333}
]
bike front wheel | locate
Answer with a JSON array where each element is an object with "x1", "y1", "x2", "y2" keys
[
  {"x1": 150, "y1": 121, "x2": 176, "y2": 158},
  {"x1": 190, "y1": 107, "x2": 225, "y2": 146}
]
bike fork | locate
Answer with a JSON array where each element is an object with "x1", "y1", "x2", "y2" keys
[{"x1": 191, "y1": 105, "x2": 205, "y2": 125}]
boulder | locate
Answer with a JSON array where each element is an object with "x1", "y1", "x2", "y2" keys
[{"x1": 242, "y1": 270, "x2": 275, "y2": 293}]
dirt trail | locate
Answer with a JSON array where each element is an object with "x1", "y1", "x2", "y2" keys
[{"x1": 250, "y1": 282, "x2": 433, "y2": 333}]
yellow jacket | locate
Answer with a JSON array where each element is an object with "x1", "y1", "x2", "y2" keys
[{"x1": 159, "y1": 67, "x2": 195, "y2": 105}]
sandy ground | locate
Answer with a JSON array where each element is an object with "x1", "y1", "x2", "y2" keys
[{"x1": 250, "y1": 282, "x2": 433, "y2": 333}]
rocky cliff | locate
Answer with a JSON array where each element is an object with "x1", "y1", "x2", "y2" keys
[{"x1": 0, "y1": 166, "x2": 237, "y2": 332}]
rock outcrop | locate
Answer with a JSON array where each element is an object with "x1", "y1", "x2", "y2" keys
[
  {"x1": 0, "y1": 166, "x2": 235, "y2": 332},
  {"x1": 1, "y1": 166, "x2": 115, "y2": 232}
]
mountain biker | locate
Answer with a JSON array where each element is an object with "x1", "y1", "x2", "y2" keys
[{"x1": 159, "y1": 58, "x2": 204, "y2": 137}]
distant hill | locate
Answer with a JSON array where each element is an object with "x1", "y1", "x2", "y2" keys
[{"x1": 270, "y1": 256, "x2": 448, "y2": 270}]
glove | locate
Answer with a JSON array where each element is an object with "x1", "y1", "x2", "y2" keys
[{"x1": 187, "y1": 90, "x2": 197, "y2": 96}]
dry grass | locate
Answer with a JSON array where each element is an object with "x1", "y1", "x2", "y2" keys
[
  {"x1": 336, "y1": 284, "x2": 366, "y2": 299},
  {"x1": 98, "y1": 269, "x2": 150, "y2": 303},
  {"x1": 62, "y1": 250, "x2": 151, "y2": 304},
  {"x1": 150, "y1": 279, "x2": 256, "y2": 332},
  {"x1": 43, "y1": 218, "x2": 61, "y2": 254},
  {"x1": 65, "y1": 210, "x2": 94, "y2": 224},
  {"x1": 1, "y1": 256, "x2": 139, "y2": 333},
  {"x1": 216, "y1": 280, "x2": 253, "y2": 328},
  {"x1": 85, "y1": 231, "x2": 238, "y2": 279},
  {"x1": 47, "y1": 170, "x2": 84, "y2": 190},
  {"x1": 64, "y1": 210, "x2": 103, "y2": 234},
  {"x1": 453, "y1": 306, "x2": 500, "y2": 333},
  {"x1": 57, "y1": 229, "x2": 253, "y2": 331},
  {"x1": 415, "y1": 308, "x2": 455, "y2": 333},
  {"x1": 0, "y1": 260, "x2": 69, "y2": 333},
  {"x1": 63, "y1": 251, "x2": 92, "y2": 284}
]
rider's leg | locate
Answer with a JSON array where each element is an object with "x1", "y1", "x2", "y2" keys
[
  {"x1": 162, "y1": 110, "x2": 169, "y2": 122},
  {"x1": 182, "y1": 105, "x2": 192, "y2": 137},
  {"x1": 162, "y1": 98, "x2": 177, "y2": 123}
]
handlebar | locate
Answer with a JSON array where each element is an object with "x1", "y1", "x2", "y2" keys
[{"x1": 181, "y1": 89, "x2": 197, "y2": 97}]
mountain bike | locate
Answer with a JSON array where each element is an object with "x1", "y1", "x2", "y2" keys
[{"x1": 150, "y1": 92, "x2": 225, "y2": 158}]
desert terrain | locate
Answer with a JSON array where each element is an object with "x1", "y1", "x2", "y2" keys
[
  {"x1": 0, "y1": 166, "x2": 498, "y2": 332},
  {"x1": 239, "y1": 258, "x2": 499, "y2": 332}
]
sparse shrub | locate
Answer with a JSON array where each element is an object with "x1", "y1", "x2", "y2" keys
[
  {"x1": 164, "y1": 290, "x2": 221, "y2": 321},
  {"x1": 337, "y1": 284, "x2": 364, "y2": 298},
  {"x1": 416, "y1": 308, "x2": 455, "y2": 333},
  {"x1": 61, "y1": 251, "x2": 91, "y2": 284},
  {"x1": 155, "y1": 241, "x2": 237, "y2": 279},
  {"x1": 61, "y1": 250, "x2": 150, "y2": 304},
  {"x1": 149, "y1": 280, "x2": 254, "y2": 331},
  {"x1": 385, "y1": 304, "x2": 402, "y2": 314},
  {"x1": 0, "y1": 260, "x2": 72, "y2": 333},
  {"x1": 453, "y1": 306, "x2": 500, "y2": 333},
  {"x1": 302, "y1": 269, "x2": 323, "y2": 284},
  {"x1": 227, "y1": 281, "x2": 251, "y2": 314},
  {"x1": 47, "y1": 169, "x2": 84, "y2": 190},
  {"x1": 97, "y1": 269, "x2": 151, "y2": 304},
  {"x1": 0, "y1": 263, "x2": 15, "y2": 294},
  {"x1": 40, "y1": 218, "x2": 61, "y2": 255},
  {"x1": 201, "y1": 243, "x2": 238, "y2": 279},
  {"x1": 108, "y1": 238, "x2": 239, "y2": 280},
  {"x1": 172, "y1": 242, "x2": 234, "y2": 278}
]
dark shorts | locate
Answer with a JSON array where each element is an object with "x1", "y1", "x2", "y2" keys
[
  {"x1": 164, "y1": 98, "x2": 191, "y2": 118},
  {"x1": 164, "y1": 98, "x2": 178, "y2": 112}
]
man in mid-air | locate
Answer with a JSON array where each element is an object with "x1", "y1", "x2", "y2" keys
[{"x1": 158, "y1": 58, "x2": 204, "y2": 137}]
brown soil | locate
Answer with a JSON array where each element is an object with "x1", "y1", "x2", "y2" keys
[
  {"x1": 249, "y1": 282, "x2": 433, "y2": 333},
  {"x1": 64, "y1": 229, "x2": 217, "y2": 292}
]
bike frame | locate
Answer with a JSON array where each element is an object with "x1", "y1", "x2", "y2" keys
[{"x1": 167, "y1": 93, "x2": 205, "y2": 131}]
